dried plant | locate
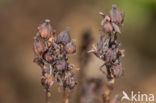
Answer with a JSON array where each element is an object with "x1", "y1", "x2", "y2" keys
[
  {"x1": 89, "y1": 4, "x2": 125, "y2": 103},
  {"x1": 80, "y1": 78, "x2": 104, "y2": 103},
  {"x1": 32, "y1": 4, "x2": 125, "y2": 103},
  {"x1": 33, "y1": 19, "x2": 77, "y2": 103}
]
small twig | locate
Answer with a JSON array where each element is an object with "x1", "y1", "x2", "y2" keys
[
  {"x1": 63, "y1": 88, "x2": 69, "y2": 103},
  {"x1": 45, "y1": 92, "x2": 49, "y2": 103}
]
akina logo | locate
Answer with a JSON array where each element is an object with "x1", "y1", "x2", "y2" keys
[{"x1": 121, "y1": 91, "x2": 155, "y2": 102}]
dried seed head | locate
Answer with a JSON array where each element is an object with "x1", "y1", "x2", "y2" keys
[
  {"x1": 55, "y1": 60, "x2": 67, "y2": 71},
  {"x1": 105, "y1": 49, "x2": 117, "y2": 64},
  {"x1": 110, "y1": 64, "x2": 123, "y2": 78},
  {"x1": 110, "y1": 4, "x2": 124, "y2": 25},
  {"x1": 44, "y1": 51, "x2": 53, "y2": 63},
  {"x1": 102, "y1": 22, "x2": 113, "y2": 35},
  {"x1": 45, "y1": 73, "x2": 54, "y2": 86},
  {"x1": 104, "y1": 16, "x2": 111, "y2": 22},
  {"x1": 33, "y1": 20, "x2": 78, "y2": 98},
  {"x1": 89, "y1": 5, "x2": 125, "y2": 103},
  {"x1": 41, "y1": 73, "x2": 54, "y2": 89},
  {"x1": 57, "y1": 30, "x2": 71, "y2": 45},
  {"x1": 65, "y1": 42, "x2": 76, "y2": 54},
  {"x1": 42, "y1": 63, "x2": 51, "y2": 73},
  {"x1": 38, "y1": 20, "x2": 53, "y2": 39},
  {"x1": 33, "y1": 55, "x2": 43, "y2": 66},
  {"x1": 33, "y1": 39, "x2": 46, "y2": 55},
  {"x1": 64, "y1": 73, "x2": 77, "y2": 89}
]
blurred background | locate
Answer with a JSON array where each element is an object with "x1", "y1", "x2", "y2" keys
[{"x1": 0, "y1": 0, "x2": 156, "y2": 103}]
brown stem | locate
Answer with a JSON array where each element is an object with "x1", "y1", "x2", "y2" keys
[
  {"x1": 63, "y1": 88, "x2": 69, "y2": 103},
  {"x1": 114, "y1": 32, "x2": 118, "y2": 41},
  {"x1": 45, "y1": 92, "x2": 49, "y2": 103}
]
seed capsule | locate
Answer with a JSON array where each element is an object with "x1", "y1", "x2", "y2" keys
[
  {"x1": 44, "y1": 51, "x2": 53, "y2": 63},
  {"x1": 110, "y1": 64, "x2": 123, "y2": 78},
  {"x1": 55, "y1": 60, "x2": 67, "y2": 71},
  {"x1": 33, "y1": 19, "x2": 77, "y2": 96},
  {"x1": 65, "y1": 42, "x2": 76, "y2": 54},
  {"x1": 110, "y1": 4, "x2": 124, "y2": 25},
  {"x1": 38, "y1": 20, "x2": 53, "y2": 39},
  {"x1": 104, "y1": 16, "x2": 111, "y2": 22},
  {"x1": 102, "y1": 22, "x2": 113, "y2": 35},
  {"x1": 104, "y1": 49, "x2": 117, "y2": 63},
  {"x1": 33, "y1": 39, "x2": 46, "y2": 55},
  {"x1": 41, "y1": 73, "x2": 54, "y2": 88},
  {"x1": 57, "y1": 30, "x2": 71, "y2": 45}
]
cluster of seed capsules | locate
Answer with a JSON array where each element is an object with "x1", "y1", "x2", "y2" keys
[
  {"x1": 33, "y1": 19, "x2": 77, "y2": 96},
  {"x1": 89, "y1": 5, "x2": 125, "y2": 81}
]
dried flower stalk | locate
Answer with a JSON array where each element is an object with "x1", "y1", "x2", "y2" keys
[
  {"x1": 33, "y1": 19, "x2": 77, "y2": 103},
  {"x1": 89, "y1": 4, "x2": 125, "y2": 103}
]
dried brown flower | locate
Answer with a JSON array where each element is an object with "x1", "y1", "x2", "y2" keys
[
  {"x1": 57, "y1": 30, "x2": 71, "y2": 45},
  {"x1": 90, "y1": 4, "x2": 124, "y2": 80},
  {"x1": 110, "y1": 4, "x2": 124, "y2": 25},
  {"x1": 33, "y1": 39, "x2": 47, "y2": 55},
  {"x1": 89, "y1": 4, "x2": 125, "y2": 103},
  {"x1": 110, "y1": 64, "x2": 123, "y2": 78},
  {"x1": 33, "y1": 19, "x2": 78, "y2": 103},
  {"x1": 65, "y1": 42, "x2": 76, "y2": 54},
  {"x1": 38, "y1": 19, "x2": 53, "y2": 39}
]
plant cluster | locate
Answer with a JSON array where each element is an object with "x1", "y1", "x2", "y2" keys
[
  {"x1": 89, "y1": 4, "x2": 124, "y2": 82},
  {"x1": 89, "y1": 4, "x2": 125, "y2": 103},
  {"x1": 32, "y1": 4, "x2": 125, "y2": 103},
  {"x1": 33, "y1": 20, "x2": 77, "y2": 101}
]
